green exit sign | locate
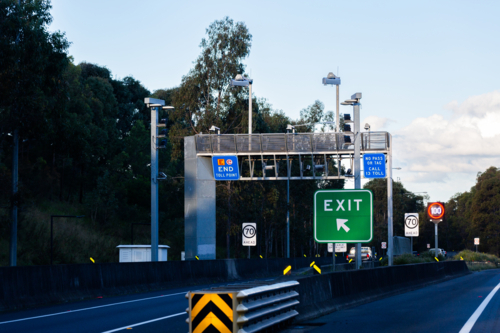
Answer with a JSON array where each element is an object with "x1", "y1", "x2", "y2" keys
[{"x1": 314, "y1": 189, "x2": 373, "y2": 243}]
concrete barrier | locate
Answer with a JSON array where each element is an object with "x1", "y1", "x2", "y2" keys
[
  {"x1": 0, "y1": 257, "x2": 332, "y2": 312},
  {"x1": 294, "y1": 260, "x2": 469, "y2": 321}
]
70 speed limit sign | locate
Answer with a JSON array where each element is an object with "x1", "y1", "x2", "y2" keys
[
  {"x1": 242, "y1": 223, "x2": 257, "y2": 246},
  {"x1": 404, "y1": 213, "x2": 419, "y2": 237}
]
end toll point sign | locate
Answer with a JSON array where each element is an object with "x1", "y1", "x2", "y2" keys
[
  {"x1": 212, "y1": 156, "x2": 240, "y2": 180},
  {"x1": 314, "y1": 189, "x2": 373, "y2": 243}
]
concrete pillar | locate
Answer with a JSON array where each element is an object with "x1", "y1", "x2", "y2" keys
[{"x1": 184, "y1": 136, "x2": 216, "y2": 260}]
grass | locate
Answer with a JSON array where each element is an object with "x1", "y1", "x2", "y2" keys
[
  {"x1": 0, "y1": 203, "x2": 120, "y2": 266},
  {"x1": 466, "y1": 262, "x2": 498, "y2": 271},
  {"x1": 379, "y1": 253, "x2": 444, "y2": 266}
]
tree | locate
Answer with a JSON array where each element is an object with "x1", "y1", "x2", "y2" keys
[
  {"x1": 171, "y1": 16, "x2": 252, "y2": 141},
  {"x1": 0, "y1": 0, "x2": 69, "y2": 265},
  {"x1": 363, "y1": 179, "x2": 426, "y2": 252},
  {"x1": 0, "y1": 0, "x2": 69, "y2": 137}
]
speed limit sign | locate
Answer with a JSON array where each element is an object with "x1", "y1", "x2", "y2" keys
[
  {"x1": 242, "y1": 223, "x2": 256, "y2": 246},
  {"x1": 404, "y1": 213, "x2": 419, "y2": 237}
]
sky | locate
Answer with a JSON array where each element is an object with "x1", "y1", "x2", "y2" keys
[{"x1": 49, "y1": 0, "x2": 500, "y2": 202}]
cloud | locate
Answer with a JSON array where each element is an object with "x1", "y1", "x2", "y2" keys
[{"x1": 394, "y1": 90, "x2": 500, "y2": 183}]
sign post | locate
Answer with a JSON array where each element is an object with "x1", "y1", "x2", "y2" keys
[
  {"x1": 242, "y1": 223, "x2": 256, "y2": 259},
  {"x1": 328, "y1": 243, "x2": 334, "y2": 272},
  {"x1": 404, "y1": 213, "x2": 419, "y2": 253},
  {"x1": 427, "y1": 202, "x2": 445, "y2": 259},
  {"x1": 474, "y1": 238, "x2": 480, "y2": 252},
  {"x1": 314, "y1": 189, "x2": 373, "y2": 243}
]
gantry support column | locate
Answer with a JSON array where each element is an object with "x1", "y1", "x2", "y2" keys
[{"x1": 184, "y1": 136, "x2": 216, "y2": 260}]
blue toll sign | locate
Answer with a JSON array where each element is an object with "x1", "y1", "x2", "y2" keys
[
  {"x1": 212, "y1": 156, "x2": 240, "y2": 180},
  {"x1": 363, "y1": 153, "x2": 386, "y2": 178}
]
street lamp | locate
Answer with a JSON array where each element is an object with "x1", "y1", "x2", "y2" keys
[
  {"x1": 341, "y1": 93, "x2": 364, "y2": 267},
  {"x1": 231, "y1": 74, "x2": 253, "y2": 135},
  {"x1": 145, "y1": 97, "x2": 174, "y2": 262},
  {"x1": 323, "y1": 72, "x2": 341, "y2": 132},
  {"x1": 50, "y1": 215, "x2": 85, "y2": 265}
]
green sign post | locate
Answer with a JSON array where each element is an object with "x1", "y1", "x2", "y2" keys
[{"x1": 314, "y1": 189, "x2": 373, "y2": 243}]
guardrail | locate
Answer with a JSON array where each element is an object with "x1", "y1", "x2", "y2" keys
[{"x1": 185, "y1": 281, "x2": 299, "y2": 333}]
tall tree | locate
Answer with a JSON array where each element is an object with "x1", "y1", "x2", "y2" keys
[
  {"x1": 0, "y1": 0, "x2": 69, "y2": 265},
  {"x1": 171, "y1": 16, "x2": 252, "y2": 140}
]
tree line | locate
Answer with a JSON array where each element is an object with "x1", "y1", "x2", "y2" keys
[{"x1": 1, "y1": 1, "x2": 498, "y2": 265}]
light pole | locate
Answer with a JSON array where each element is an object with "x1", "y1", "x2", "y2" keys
[
  {"x1": 144, "y1": 98, "x2": 174, "y2": 262},
  {"x1": 322, "y1": 72, "x2": 341, "y2": 132},
  {"x1": 50, "y1": 215, "x2": 84, "y2": 265},
  {"x1": 231, "y1": 74, "x2": 253, "y2": 134},
  {"x1": 341, "y1": 93, "x2": 363, "y2": 267}
]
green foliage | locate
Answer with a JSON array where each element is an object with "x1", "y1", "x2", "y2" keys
[
  {"x1": 363, "y1": 179, "x2": 426, "y2": 253},
  {"x1": 394, "y1": 253, "x2": 433, "y2": 265},
  {"x1": 454, "y1": 249, "x2": 500, "y2": 264},
  {"x1": 444, "y1": 167, "x2": 500, "y2": 256},
  {"x1": 0, "y1": 10, "x2": 454, "y2": 265},
  {"x1": 0, "y1": 0, "x2": 70, "y2": 137},
  {"x1": 420, "y1": 251, "x2": 445, "y2": 262}
]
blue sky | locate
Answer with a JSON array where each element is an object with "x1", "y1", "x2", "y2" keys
[{"x1": 50, "y1": 0, "x2": 500, "y2": 202}]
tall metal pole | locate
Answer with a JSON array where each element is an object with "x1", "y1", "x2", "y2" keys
[
  {"x1": 286, "y1": 177, "x2": 290, "y2": 258},
  {"x1": 50, "y1": 215, "x2": 54, "y2": 265},
  {"x1": 353, "y1": 94, "x2": 362, "y2": 268},
  {"x1": 10, "y1": 129, "x2": 19, "y2": 266},
  {"x1": 336, "y1": 85, "x2": 340, "y2": 133},
  {"x1": 151, "y1": 106, "x2": 159, "y2": 262},
  {"x1": 387, "y1": 134, "x2": 394, "y2": 266},
  {"x1": 435, "y1": 223, "x2": 438, "y2": 258},
  {"x1": 9, "y1": 0, "x2": 21, "y2": 267},
  {"x1": 249, "y1": 83, "x2": 252, "y2": 135}
]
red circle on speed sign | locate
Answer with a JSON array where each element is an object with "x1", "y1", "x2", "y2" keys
[{"x1": 427, "y1": 202, "x2": 445, "y2": 219}]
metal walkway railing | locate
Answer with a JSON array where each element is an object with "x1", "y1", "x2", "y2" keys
[{"x1": 195, "y1": 132, "x2": 390, "y2": 155}]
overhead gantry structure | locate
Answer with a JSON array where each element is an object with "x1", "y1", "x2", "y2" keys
[{"x1": 184, "y1": 131, "x2": 392, "y2": 260}]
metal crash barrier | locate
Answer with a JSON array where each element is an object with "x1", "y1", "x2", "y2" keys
[{"x1": 186, "y1": 281, "x2": 300, "y2": 333}]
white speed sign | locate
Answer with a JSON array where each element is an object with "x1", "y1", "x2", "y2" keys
[
  {"x1": 404, "y1": 213, "x2": 419, "y2": 237},
  {"x1": 242, "y1": 223, "x2": 256, "y2": 246}
]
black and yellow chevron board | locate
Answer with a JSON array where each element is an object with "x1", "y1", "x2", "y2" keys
[{"x1": 190, "y1": 293, "x2": 234, "y2": 333}]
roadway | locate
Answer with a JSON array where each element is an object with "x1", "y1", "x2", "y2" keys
[
  {"x1": 287, "y1": 268, "x2": 500, "y2": 333},
  {"x1": 1, "y1": 269, "x2": 498, "y2": 332}
]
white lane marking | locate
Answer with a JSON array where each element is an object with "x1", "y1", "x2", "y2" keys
[
  {"x1": 0, "y1": 291, "x2": 187, "y2": 325},
  {"x1": 101, "y1": 312, "x2": 186, "y2": 333},
  {"x1": 459, "y1": 281, "x2": 500, "y2": 333}
]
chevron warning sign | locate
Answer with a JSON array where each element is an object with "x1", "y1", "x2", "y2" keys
[{"x1": 190, "y1": 293, "x2": 234, "y2": 333}]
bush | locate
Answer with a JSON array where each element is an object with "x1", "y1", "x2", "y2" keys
[
  {"x1": 379, "y1": 253, "x2": 435, "y2": 266},
  {"x1": 394, "y1": 253, "x2": 434, "y2": 265},
  {"x1": 454, "y1": 250, "x2": 500, "y2": 265},
  {"x1": 420, "y1": 251, "x2": 445, "y2": 262}
]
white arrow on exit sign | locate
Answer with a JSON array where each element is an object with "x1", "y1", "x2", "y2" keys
[{"x1": 336, "y1": 219, "x2": 350, "y2": 232}]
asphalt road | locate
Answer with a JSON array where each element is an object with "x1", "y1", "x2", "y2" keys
[
  {"x1": 0, "y1": 276, "x2": 281, "y2": 333},
  {"x1": 287, "y1": 268, "x2": 500, "y2": 333},
  {"x1": 1, "y1": 269, "x2": 499, "y2": 333},
  {"x1": 0, "y1": 285, "x2": 192, "y2": 333}
]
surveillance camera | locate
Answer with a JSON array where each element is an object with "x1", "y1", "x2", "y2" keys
[{"x1": 364, "y1": 123, "x2": 371, "y2": 130}]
